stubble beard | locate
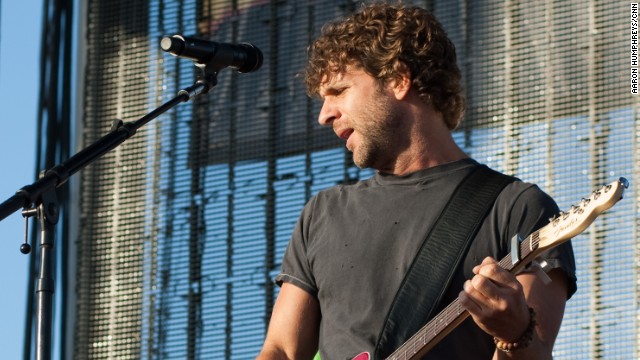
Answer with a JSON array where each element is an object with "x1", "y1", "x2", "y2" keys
[{"x1": 351, "y1": 92, "x2": 401, "y2": 170}]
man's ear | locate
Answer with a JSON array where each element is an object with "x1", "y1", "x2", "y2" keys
[{"x1": 391, "y1": 63, "x2": 412, "y2": 100}]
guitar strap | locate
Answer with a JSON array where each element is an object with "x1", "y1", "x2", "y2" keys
[{"x1": 373, "y1": 165, "x2": 515, "y2": 359}]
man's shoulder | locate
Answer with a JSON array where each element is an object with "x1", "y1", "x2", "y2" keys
[
  {"x1": 498, "y1": 180, "x2": 558, "y2": 210},
  {"x1": 312, "y1": 176, "x2": 377, "y2": 197}
]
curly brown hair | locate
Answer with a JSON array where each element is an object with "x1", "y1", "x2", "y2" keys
[{"x1": 305, "y1": 2, "x2": 465, "y2": 129}]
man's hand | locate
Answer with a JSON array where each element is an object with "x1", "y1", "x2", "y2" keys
[
  {"x1": 458, "y1": 257, "x2": 531, "y2": 341},
  {"x1": 458, "y1": 256, "x2": 568, "y2": 359}
]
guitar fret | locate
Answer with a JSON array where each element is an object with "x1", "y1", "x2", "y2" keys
[{"x1": 387, "y1": 231, "x2": 541, "y2": 360}]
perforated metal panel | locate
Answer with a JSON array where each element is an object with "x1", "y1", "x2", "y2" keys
[{"x1": 72, "y1": 1, "x2": 639, "y2": 359}]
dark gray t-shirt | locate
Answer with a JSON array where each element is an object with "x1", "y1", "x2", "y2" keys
[{"x1": 276, "y1": 159, "x2": 576, "y2": 360}]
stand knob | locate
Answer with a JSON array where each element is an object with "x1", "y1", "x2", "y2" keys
[
  {"x1": 20, "y1": 243, "x2": 31, "y2": 254},
  {"x1": 21, "y1": 207, "x2": 37, "y2": 255}
]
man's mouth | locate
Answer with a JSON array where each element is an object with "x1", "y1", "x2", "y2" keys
[{"x1": 336, "y1": 128, "x2": 354, "y2": 141}]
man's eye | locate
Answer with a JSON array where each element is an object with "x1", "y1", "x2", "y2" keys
[{"x1": 333, "y1": 87, "x2": 346, "y2": 95}]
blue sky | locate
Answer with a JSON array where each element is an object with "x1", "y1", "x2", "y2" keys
[{"x1": 0, "y1": 1, "x2": 42, "y2": 359}]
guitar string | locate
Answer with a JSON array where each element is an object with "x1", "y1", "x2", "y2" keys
[{"x1": 391, "y1": 230, "x2": 540, "y2": 359}]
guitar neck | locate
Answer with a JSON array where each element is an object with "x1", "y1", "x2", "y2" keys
[
  {"x1": 380, "y1": 178, "x2": 627, "y2": 360},
  {"x1": 385, "y1": 231, "x2": 541, "y2": 360}
]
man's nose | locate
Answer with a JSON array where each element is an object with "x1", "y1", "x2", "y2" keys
[{"x1": 318, "y1": 99, "x2": 339, "y2": 126}]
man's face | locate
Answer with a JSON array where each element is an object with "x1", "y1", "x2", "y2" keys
[{"x1": 317, "y1": 66, "x2": 404, "y2": 170}]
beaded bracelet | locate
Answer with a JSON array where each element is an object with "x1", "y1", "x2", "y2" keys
[{"x1": 493, "y1": 307, "x2": 537, "y2": 353}]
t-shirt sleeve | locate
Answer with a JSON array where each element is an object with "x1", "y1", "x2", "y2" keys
[
  {"x1": 501, "y1": 183, "x2": 578, "y2": 299},
  {"x1": 274, "y1": 197, "x2": 319, "y2": 297}
]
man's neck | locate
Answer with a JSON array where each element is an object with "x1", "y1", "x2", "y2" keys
[
  {"x1": 381, "y1": 147, "x2": 468, "y2": 176},
  {"x1": 375, "y1": 89, "x2": 468, "y2": 176},
  {"x1": 377, "y1": 120, "x2": 468, "y2": 176}
]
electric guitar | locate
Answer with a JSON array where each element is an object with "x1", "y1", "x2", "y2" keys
[{"x1": 353, "y1": 177, "x2": 628, "y2": 360}]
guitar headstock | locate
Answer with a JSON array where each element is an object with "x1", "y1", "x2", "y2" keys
[{"x1": 538, "y1": 178, "x2": 628, "y2": 251}]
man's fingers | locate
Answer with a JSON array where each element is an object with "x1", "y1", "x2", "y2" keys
[
  {"x1": 459, "y1": 281, "x2": 483, "y2": 314},
  {"x1": 470, "y1": 273, "x2": 503, "y2": 302},
  {"x1": 474, "y1": 258, "x2": 522, "y2": 293}
]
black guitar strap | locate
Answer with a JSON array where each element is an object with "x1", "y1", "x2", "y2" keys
[{"x1": 373, "y1": 165, "x2": 515, "y2": 359}]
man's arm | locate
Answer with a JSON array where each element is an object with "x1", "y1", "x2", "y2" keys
[
  {"x1": 459, "y1": 257, "x2": 569, "y2": 360},
  {"x1": 256, "y1": 282, "x2": 321, "y2": 360}
]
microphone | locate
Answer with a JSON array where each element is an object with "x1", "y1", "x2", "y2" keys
[{"x1": 160, "y1": 35, "x2": 263, "y2": 73}]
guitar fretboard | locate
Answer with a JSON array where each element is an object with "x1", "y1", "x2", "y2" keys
[{"x1": 386, "y1": 231, "x2": 540, "y2": 360}]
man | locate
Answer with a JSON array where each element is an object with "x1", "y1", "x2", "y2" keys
[{"x1": 257, "y1": 3, "x2": 576, "y2": 359}]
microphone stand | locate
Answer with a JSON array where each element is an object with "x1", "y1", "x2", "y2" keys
[{"x1": 0, "y1": 62, "x2": 220, "y2": 360}]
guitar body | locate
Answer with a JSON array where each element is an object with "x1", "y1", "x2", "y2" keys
[
  {"x1": 348, "y1": 178, "x2": 628, "y2": 360},
  {"x1": 352, "y1": 352, "x2": 370, "y2": 360}
]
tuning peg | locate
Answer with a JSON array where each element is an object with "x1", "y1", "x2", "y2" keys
[{"x1": 619, "y1": 177, "x2": 629, "y2": 189}]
